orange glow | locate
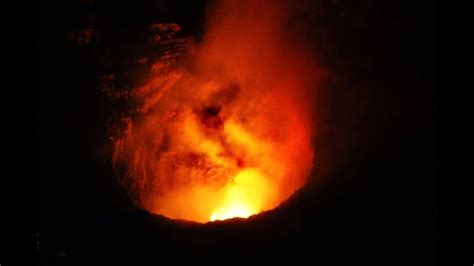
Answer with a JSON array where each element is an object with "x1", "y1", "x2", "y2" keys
[
  {"x1": 111, "y1": 0, "x2": 323, "y2": 223},
  {"x1": 210, "y1": 168, "x2": 274, "y2": 221}
]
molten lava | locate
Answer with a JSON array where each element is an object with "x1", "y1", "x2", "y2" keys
[{"x1": 111, "y1": 0, "x2": 322, "y2": 223}]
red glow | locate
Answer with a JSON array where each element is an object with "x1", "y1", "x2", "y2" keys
[{"x1": 111, "y1": 0, "x2": 323, "y2": 223}]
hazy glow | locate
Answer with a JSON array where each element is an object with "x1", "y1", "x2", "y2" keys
[{"x1": 111, "y1": 0, "x2": 322, "y2": 223}]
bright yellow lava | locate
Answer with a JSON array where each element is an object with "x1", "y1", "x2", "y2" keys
[{"x1": 209, "y1": 168, "x2": 274, "y2": 221}]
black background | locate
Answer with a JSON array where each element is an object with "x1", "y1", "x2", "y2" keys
[{"x1": 36, "y1": 0, "x2": 436, "y2": 265}]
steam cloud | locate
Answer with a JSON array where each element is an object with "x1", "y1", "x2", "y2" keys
[{"x1": 112, "y1": 0, "x2": 325, "y2": 222}]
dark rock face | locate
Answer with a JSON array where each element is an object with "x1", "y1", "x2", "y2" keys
[{"x1": 36, "y1": 0, "x2": 436, "y2": 265}]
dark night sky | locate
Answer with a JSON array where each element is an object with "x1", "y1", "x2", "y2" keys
[{"x1": 36, "y1": 0, "x2": 436, "y2": 265}]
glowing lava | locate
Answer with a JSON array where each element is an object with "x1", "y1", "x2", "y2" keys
[
  {"x1": 110, "y1": 0, "x2": 322, "y2": 223},
  {"x1": 210, "y1": 168, "x2": 271, "y2": 221}
]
